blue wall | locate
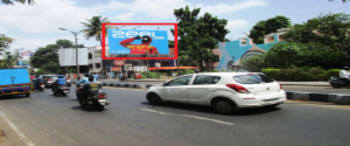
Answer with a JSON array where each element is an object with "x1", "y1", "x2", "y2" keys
[{"x1": 217, "y1": 36, "x2": 280, "y2": 71}]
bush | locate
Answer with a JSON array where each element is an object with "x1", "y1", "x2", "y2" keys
[
  {"x1": 241, "y1": 54, "x2": 265, "y2": 72},
  {"x1": 142, "y1": 72, "x2": 161, "y2": 79},
  {"x1": 262, "y1": 68, "x2": 280, "y2": 79},
  {"x1": 327, "y1": 69, "x2": 341, "y2": 79},
  {"x1": 178, "y1": 70, "x2": 195, "y2": 75},
  {"x1": 262, "y1": 67, "x2": 338, "y2": 81},
  {"x1": 279, "y1": 68, "x2": 315, "y2": 81}
]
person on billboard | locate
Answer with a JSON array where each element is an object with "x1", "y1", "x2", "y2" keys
[{"x1": 120, "y1": 35, "x2": 159, "y2": 55}]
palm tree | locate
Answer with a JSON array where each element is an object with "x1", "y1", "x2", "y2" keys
[
  {"x1": 81, "y1": 16, "x2": 109, "y2": 46},
  {"x1": 1, "y1": 0, "x2": 34, "y2": 5}
]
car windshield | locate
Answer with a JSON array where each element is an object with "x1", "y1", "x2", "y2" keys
[{"x1": 233, "y1": 74, "x2": 274, "y2": 84}]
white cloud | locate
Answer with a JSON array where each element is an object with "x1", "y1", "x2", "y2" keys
[
  {"x1": 225, "y1": 20, "x2": 251, "y2": 40},
  {"x1": 0, "y1": 0, "x2": 267, "y2": 50},
  {"x1": 226, "y1": 20, "x2": 249, "y2": 30}
]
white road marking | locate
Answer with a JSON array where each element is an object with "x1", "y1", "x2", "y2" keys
[
  {"x1": 140, "y1": 108, "x2": 234, "y2": 126},
  {"x1": 141, "y1": 108, "x2": 173, "y2": 116},
  {"x1": 0, "y1": 110, "x2": 36, "y2": 146},
  {"x1": 178, "y1": 114, "x2": 234, "y2": 126}
]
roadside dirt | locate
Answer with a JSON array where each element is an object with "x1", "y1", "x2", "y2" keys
[{"x1": 0, "y1": 117, "x2": 26, "y2": 146}]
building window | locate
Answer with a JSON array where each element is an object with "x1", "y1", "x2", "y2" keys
[
  {"x1": 88, "y1": 53, "x2": 93, "y2": 59},
  {"x1": 89, "y1": 64, "x2": 93, "y2": 69},
  {"x1": 241, "y1": 39, "x2": 247, "y2": 46},
  {"x1": 96, "y1": 63, "x2": 101, "y2": 68}
]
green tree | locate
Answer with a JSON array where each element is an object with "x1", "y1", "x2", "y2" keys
[
  {"x1": 265, "y1": 43, "x2": 301, "y2": 68},
  {"x1": 81, "y1": 16, "x2": 109, "y2": 46},
  {"x1": 56, "y1": 39, "x2": 74, "y2": 48},
  {"x1": 240, "y1": 54, "x2": 266, "y2": 72},
  {"x1": 30, "y1": 39, "x2": 74, "y2": 73},
  {"x1": 249, "y1": 16, "x2": 291, "y2": 44},
  {"x1": 1, "y1": 52, "x2": 19, "y2": 68},
  {"x1": 173, "y1": 6, "x2": 228, "y2": 70},
  {"x1": 284, "y1": 13, "x2": 350, "y2": 57},
  {"x1": 0, "y1": 34, "x2": 13, "y2": 54},
  {"x1": 1, "y1": 0, "x2": 34, "y2": 5}
]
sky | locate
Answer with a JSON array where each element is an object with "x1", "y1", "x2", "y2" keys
[{"x1": 0, "y1": 0, "x2": 349, "y2": 51}]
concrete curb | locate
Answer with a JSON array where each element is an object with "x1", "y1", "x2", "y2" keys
[
  {"x1": 286, "y1": 91, "x2": 350, "y2": 105},
  {"x1": 101, "y1": 82, "x2": 350, "y2": 105}
]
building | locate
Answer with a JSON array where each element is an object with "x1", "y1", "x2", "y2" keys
[
  {"x1": 16, "y1": 49, "x2": 33, "y2": 68},
  {"x1": 217, "y1": 28, "x2": 288, "y2": 71}
]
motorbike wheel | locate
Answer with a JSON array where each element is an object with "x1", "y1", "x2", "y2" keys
[{"x1": 79, "y1": 99, "x2": 89, "y2": 110}]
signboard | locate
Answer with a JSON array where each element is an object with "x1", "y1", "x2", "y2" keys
[
  {"x1": 113, "y1": 60, "x2": 125, "y2": 66},
  {"x1": 108, "y1": 29, "x2": 169, "y2": 56},
  {"x1": 58, "y1": 48, "x2": 89, "y2": 66}
]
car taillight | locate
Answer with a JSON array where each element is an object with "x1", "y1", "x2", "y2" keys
[
  {"x1": 226, "y1": 84, "x2": 250, "y2": 94},
  {"x1": 279, "y1": 83, "x2": 283, "y2": 90},
  {"x1": 97, "y1": 93, "x2": 105, "y2": 99}
]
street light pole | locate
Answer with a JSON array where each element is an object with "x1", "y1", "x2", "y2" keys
[
  {"x1": 73, "y1": 32, "x2": 80, "y2": 80},
  {"x1": 58, "y1": 27, "x2": 80, "y2": 80}
]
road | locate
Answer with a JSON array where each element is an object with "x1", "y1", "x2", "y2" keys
[{"x1": 0, "y1": 87, "x2": 350, "y2": 146}]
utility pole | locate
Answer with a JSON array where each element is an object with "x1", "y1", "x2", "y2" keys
[{"x1": 59, "y1": 28, "x2": 81, "y2": 80}]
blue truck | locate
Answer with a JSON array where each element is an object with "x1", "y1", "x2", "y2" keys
[{"x1": 0, "y1": 68, "x2": 31, "y2": 97}]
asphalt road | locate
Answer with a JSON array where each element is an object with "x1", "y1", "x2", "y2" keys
[{"x1": 0, "y1": 87, "x2": 350, "y2": 146}]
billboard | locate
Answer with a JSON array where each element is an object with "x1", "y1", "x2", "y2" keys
[
  {"x1": 58, "y1": 48, "x2": 89, "y2": 66},
  {"x1": 108, "y1": 29, "x2": 169, "y2": 56},
  {"x1": 102, "y1": 23, "x2": 178, "y2": 60}
]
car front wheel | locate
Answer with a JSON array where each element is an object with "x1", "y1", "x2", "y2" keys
[{"x1": 146, "y1": 93, "x2": 162, "y2": 105}]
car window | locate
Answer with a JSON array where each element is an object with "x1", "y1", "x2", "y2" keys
[
  {"x1": 193, "y1": 75, "x2": 221, "y2": 85},
  {"x1": 233, "y1": 74, "x2": 274, "y2": 84},
  {"x1": 167, "y1": 75, "x2": 193, "y2": 86}
]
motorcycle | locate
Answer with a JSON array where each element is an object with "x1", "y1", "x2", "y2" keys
[
  {"x1": 52, "y1": 85, "x2": 70, "y2": 96},
  {"x1": 37, "y1": 83, "x2": 45, "y2": 91},
  {"x1": 330, "y1": 77, "x2": 350, "y2": 88},
  {"x1": 76, "y1": 83, "x2": 109, "y2": 111},
  {"x1": 33, "y1": 79, "x2": 45, "y2": 91}
]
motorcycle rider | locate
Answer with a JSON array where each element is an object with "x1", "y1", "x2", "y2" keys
[
  {"x1": 53, "y1": 74, "x2": 66, "y2": 92},
  {"x1": 339, "y1": 66, "x2": 350, "y2": 80},
  {"x1": 77, "y1": 74, "x2": 102, "y2": 107},
  {"x1": 34, "y1": 75, "x2": 43, "y2": 90}
]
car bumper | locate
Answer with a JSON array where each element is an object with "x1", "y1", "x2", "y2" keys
[{"x1": 235, "y1": 91, "x2": 287, "y2": 108}]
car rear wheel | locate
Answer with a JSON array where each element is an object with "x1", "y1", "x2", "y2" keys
[
  {"x1": 146, "y1": 93, "x2": 162, "y2": 105},
  {"x1": 212, "y1": 98, "x2": 237, "y2": 114}
]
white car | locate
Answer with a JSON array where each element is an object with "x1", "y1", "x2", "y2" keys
[{"x1": 146, "y1": 72, "x2": 287, "y2": 114}]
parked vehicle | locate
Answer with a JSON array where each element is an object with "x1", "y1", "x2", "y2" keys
[
  {"x1": 0, "y1": 68, "x2": 31, "y2": 97},
  {"x1": 52, "y1": 85, "x2": 70, "y2": 96},
  {"x1": 76, "y1": 83, "x2": 109, "y2": 111},
  {"x1": 44, "y1": 75, "x2": 57, "y2": 88},
  {"x1": 146, "y1": 72, "x2": 287, "y2": 114},
  {"x1": 330, "y1": 77, "x2": 350, "y2": 88}
]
